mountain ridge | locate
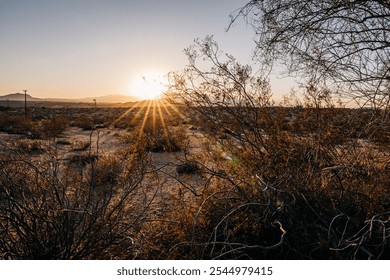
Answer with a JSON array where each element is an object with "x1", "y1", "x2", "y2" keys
[
  {"x1": 0, "y1": 93, "x2": 41, "y2": 101},
  {"x1": 0, "y1": 93, "x2": 140, "y2": 103}
]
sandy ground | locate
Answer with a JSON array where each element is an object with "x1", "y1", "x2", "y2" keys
[{"x1": 0, "y1": 125, "x2": 210, "y2": 198}]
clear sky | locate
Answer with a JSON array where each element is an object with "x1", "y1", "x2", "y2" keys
[{"x1": 0, "y1": 0, "x2": 293, "y2": 100}]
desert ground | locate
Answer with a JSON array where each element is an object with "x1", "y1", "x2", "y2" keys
[{"x1": 0, "y1": 101, "x2": 389, "y2": 259}]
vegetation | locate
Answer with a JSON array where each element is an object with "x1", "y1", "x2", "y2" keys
[
  {"x1": 0, "y1": 1, "x2": 389, "y2": 260},
  {"x1": 0, "y1": 121, "x2": 148, "y2": 259},
  {"x1": 230, "y1": 0, "x2": 390, "y2": 108},
  {"x1": 163, "y1": 37, "x2": 389, "y2": 259},
  {"x1": 0, "y1": 88, "x2": 388, "y2": 260}
]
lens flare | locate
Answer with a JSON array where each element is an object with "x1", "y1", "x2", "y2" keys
[{"x1": 130, "y1": 71, "x2": 166, "y2": 100}]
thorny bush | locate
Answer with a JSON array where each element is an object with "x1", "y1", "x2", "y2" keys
[
  {"x1": 0, "y1": 138, "x2": 148, "y2": 259},
  {"x1": 161, "y1": 37, "x2": 390, "y2": 259}
]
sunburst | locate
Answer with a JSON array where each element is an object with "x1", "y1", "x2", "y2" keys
[
  {"x1": 129, "y1": 71, "x2": 166, "y2": 100},
  {"x1": 110, "y1": 97, "x2": 187, "y2": 150}
]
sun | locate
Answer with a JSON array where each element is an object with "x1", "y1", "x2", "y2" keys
[{"x1": 130, "y1": 71, "x2": 166, "y2": 100}]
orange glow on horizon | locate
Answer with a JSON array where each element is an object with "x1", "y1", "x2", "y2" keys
[{"x1": 129, "y1": 71, "x2": 167, "y2": 100}]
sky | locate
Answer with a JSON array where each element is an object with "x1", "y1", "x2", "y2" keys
[{"x1": 0, "y1": 0, "x2": 294, "y2": 100}]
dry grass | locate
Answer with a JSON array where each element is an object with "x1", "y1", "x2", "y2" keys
[{"x1": 0, "y1": 101, "x2": 389, "y2": 260}]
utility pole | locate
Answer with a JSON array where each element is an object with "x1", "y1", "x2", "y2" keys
[
  {"x1": 93, "y1": 98, "x2": 97, "y2": 127},
  {"x1": 23, "y1": 89, "x2": 27, "y2": 116}
]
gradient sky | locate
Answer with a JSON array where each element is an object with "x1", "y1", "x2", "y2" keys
[{"x1": 0, "y1": 0, "x2": 293, "y2": 99}]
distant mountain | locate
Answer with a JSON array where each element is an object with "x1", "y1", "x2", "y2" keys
[
  {"x1": 0, "y1": 93, "x2": 42, "y2": 101},
  {"x1": 0, "y1": 93, "x2": 140, "y2": 103}
]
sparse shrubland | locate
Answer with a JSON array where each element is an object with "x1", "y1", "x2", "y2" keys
[
  {"x1": 156, "y1": 37, "x2": 390, "y2": 259},
  {"x1": 1, "y1": 0, "x2": 390, "y2": 259},
  {"x1": 0, "y1": 113, "x2": 69, "y2": 139},
  {"x1": 0, "y1": 132, "x2": 148, "y2": 259},
  {"x1": 0, "y1": 92, "x2": 388, "y2": 259}
]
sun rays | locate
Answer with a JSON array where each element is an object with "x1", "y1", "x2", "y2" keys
[
  {"x1": 112, "y1": 71, "x2": 182, "y2": 142},
  {"x1": 109, "y1": 98, "x2": 187, "y2": 148}
]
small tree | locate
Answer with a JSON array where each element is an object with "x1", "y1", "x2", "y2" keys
[
  {"x1": 230, "y1": 0, "x2": 390, "y2": 108},
  {"x1": 165, "y1": 36, "x2": 390, "y2": 259}
]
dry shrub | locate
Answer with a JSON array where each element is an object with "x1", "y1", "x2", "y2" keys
[
  {"x1": 11, "y1": 139, "x2": 46, "y2": 154},
  {"x1": 69, "y1": 152, "x2": 98, "y2": 166},
  {"x1": 72, "y1": 118, "x2": 95, "y2": 130},
  {"x1": 158, "y1": 37, "x2": 390, "y2": 259},
  {"x1": 28, "y1": 116, "x2": 69, "y2": 139},
  {"x1": 71, "y1": 140, "x2": 91, "y2": 151},
  {"x1": 142, "y1": 120, "x2": 187, "y2": 153},
  {"x1": 147, "y1": 136, "x2": 181, "y2": 153},
  {"x1": 141, "y1": 127, "x2": 389, "y2": 259},
  {"x1": 0, "y1": 114, "x2": 33, "y2": 135},
  {"x1": 0, "y1": 141, "x2": 148, "y2": 259}
]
